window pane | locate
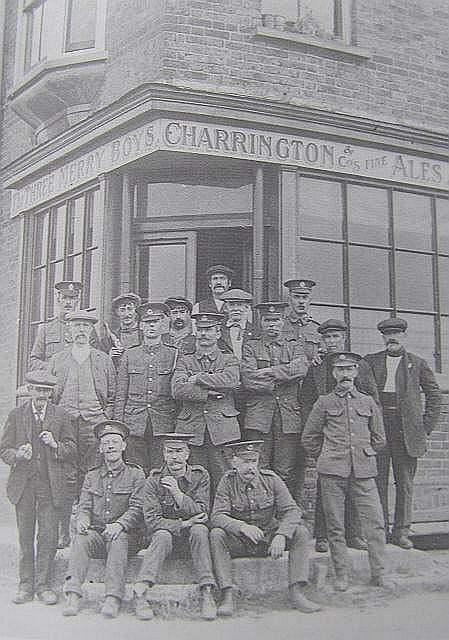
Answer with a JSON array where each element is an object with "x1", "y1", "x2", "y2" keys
[
  {"x1": 31, "y1": 268, "x2": 46, "y2": 323},
  {"x1": 49, "y1": 205, "x2": 66, "y2": 260},
  {"x1": 300, "y1": 0, "x2": 334, "y2": 34},
  {"x1": 442, "y1": 317, "x2": 449, "y2": 374},
  {"x1": 30, "y1": 4, "x2": 43, "y2": 68},
  {"x1": 48, "y1": 260, "x2": 64, "y2": 318},
  {"x1": 309, "y1": 305, "x2": 345, "y2": 325},
  {"x1": 298, "y1": 241, "x2": 343, "y2": 304},
  {"x1": 67, "y1": 196, "x2": 85, "y2": 254},
  {"x1": 395, "y1": 252, "x2": 433, "y2": 310},
  {"x1": 139, "y1": 244, "x2": 187, "y2": 301},
  {"x1": 401, "y1": 313, "x2": 436, "y2": 370},
  {"x1": 393, "y1": 191, "x2": 432, "y2": 251},
  {"x1": 349, "y1": 309, "x2": 390, "y2": 356},
  {"x1": 146, "y1": 176, "x2": 253, "y2": 218},
  {"x1": 436, "y1": 198, "x2": 449, "y2": 254},
  {"x1": 347, "y1": 185, "x2": 389, "y2": 245},
  {"x1": 439, "y1": 257, "x2": 449, "y2": 314},
  {"x1": 83, "y1": 249, "x2": 101, "y2": 310},
  {"x1": 33, "y1": 212, "x2": 48, "y2": 266},
  {"x1": 349, "y1": 246, "x2": 390, "y2": 307},
  {"x1": 85, "y1": 190, "x2": 100, "y2": 247},
  {"x1": 66, "y1": 254, "x2": 83, "y2": 283},
  {"x1": 66, "y1": 0, "x2": 97, "y2": 51},
  {"x1": 299, "y1": 177, "x2": 343, "y2": 240}
]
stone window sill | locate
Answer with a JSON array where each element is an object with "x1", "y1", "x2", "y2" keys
[{"x1": 255, "y1": 27, "x2": 371, "y2": 60}]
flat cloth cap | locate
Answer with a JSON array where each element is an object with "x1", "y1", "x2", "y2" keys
[
  {"x1": 94, "y1": 420, "x2": 130, "y2": 440},
  {"x1": 191, "y1": 312, "x2": 225, "y2": 328},
  {"x1": 283, "y1": 279, "x2": 316, "y2": 293},
  {"x1": 112, "y1": 292, "x2": 141, "y2": 309},
  {"x1": 25, "y1": 370, "x2": 58, "y2": 388},
  {"x1": 205, "y1": 264, "x2": 235, "y2": 280},
  {"x1": 225, "y1": 440, "x2": 264, "y2": 459},
  {"x1": 221, "y1": 288, "x2": 253, "y2": 303},
  {"x1": 318, "y1": 318, "x2": 347, "y2": 334},
  {"x1": 377, "y1": 318, "x2": 408, "y2": 333},
  {"x1": 55, "y1": 281, "x2": 82, "y2": 297},
  {"x1": 164, "y1": 297, "x2": 193, "y2": 313},
  {"x1": 67, "y1": 310, "x2": 98, "y2": 324},
  {"x1": 137, "y1": 302, "x2": 170, "y2": 321},
  {"x1": 329, "y1": 351, "x2": 362, "y2": 367}
]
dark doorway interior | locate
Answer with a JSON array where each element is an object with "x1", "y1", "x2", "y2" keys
[{"x1": 196, "y1": 228, "x2": 252, "y2": 301}]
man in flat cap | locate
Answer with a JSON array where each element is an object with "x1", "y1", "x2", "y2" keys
[
  {"x1": 114, "y1": 302, "x2": 178, "y2": 474},
  {"x1": 30, "y1": 281, "x2": 100, "y2": 370},
  {"x1": 172, "y1": 312, "x2": 241, "y2": 487},
  {"x1": 192, "y1": 265, "x2": 235, "y2": 315},
  {"x1": 162, "y1": 296, "x2": 196, "y2": 354},
  {"x1": 133, "y1": 434, "x2": 217, "y2": 621},
  {"x1": 301, "y1": 319, "x2": 380, "y2": 552},
  {"x1": 48, "y1": 311, "x2": 117, "y2": 499},
  {"x1": 101, "y1": 292, "x2": 142, "y2": 366},
  {"x1": 63, "y1": 420, "x2": 145, "y2": 618},
  {"x1": 282, "y1": 279, "x2": 321, "y2": 363},
  {"x1": 302, "y1": 352, "x2": 389, "y2": 592},
  {"x1": 219, "y1": 289, "x2": 256, "y2": 361},
  {"x1": 0, "y1": 371, "x2": 77, "y2": 605},
  {"x1": 241, "y1": 302, "x2": 308, "y2": 495},
  {"x1": 210, "y1": 440, "x2": 321, "y2": 616},
  {"x1": 364, "y1": 318, "x2": 441, "y2": 549}
]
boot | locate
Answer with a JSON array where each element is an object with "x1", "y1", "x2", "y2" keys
[
  {"x1": 217, "y1": 587, "x2": 234, "y2": 617},
  {"x1": 200, "y1": 585, "x2": 217, "y2": 620},
  {"x1": 334, "y1": 572, "x2": 349, "y2": 592},
  {"x1": 62, "y1": 592, "x2": 81, "y2": 616},
  {"x1": 346, "y1": 536, "x2": 368, "y2": 551},
  {"x1": 101, "y1": 595, "x2": 120, "y2": 618},
  {"x1": 371, "y1": 575, "x2": 396, "y2": 590},
  {"x1": 134, "y1": 593, "x2": 154, "y2": 621},
  {"x1": 289, "y1": 584, "x2": 321, "y2": 613},
  {"x1": 392, "y1": 534, "x2": 413, "y2": 550}
]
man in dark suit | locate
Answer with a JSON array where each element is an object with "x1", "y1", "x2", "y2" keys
[
  {"x1": 301, "y1": 319, "x2": 379, "y2": 552},
  {"x1": 192, "y1": 265, "x2": 234, "y2": 314},
  {"x1": 162, "y1": 296, "x2": 196, "y2": 354},
  {"x1": 219, "y1": 288, "x2": 257, "y2": 359},
  {"x1": 364, "y1": 318, "x2": 441, "y2": 549},
  {"x1": 0, "y1": 371, "x2": 77, "y2": 605}
]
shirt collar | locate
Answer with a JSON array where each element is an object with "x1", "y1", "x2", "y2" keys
[
  {"x1": 161, "y1": 464, "x2": 192, "y2": 483},
  {"x1": 31, "y1": 401, "x2": 47, "y2": 419},
  {"x1": 226, "y1": 320, "x2": 246, "y2": 329},
  {"x1": 333, "y1": 385, "x2": 361, "y2": 398},
  {"x1": 286, "y1": 310, "x2": 312, "y2": 325},
  {"x1": 100, "y1": 460, "x2": 126, "y2": 477},
  {"x1": 143, "y1": 341, "x2": 161, "y2": 353},
  {"x1": 120, "y1": 323, "x2": 139, "y2": 334},
  {"x1": 196, "y1": 348, "x2": 219, "y2": 361}
]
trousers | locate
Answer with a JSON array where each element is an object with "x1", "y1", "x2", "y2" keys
[
  {"x1": 136, "y1": 524, "x2": 215, "y2": 587},
  {"x1": 65, "y1": 530, "x2": 139, "y2": 600},
  {"x1": 314, "y1": 478, "x2": 364, "y2": 541},
  {"x1": 189, "y1": 431, "x2": 228, "y2": 490},
  {"x1": 376, "y1": 407, "x2": 417, "y2": 537},
  {"x1": 320, "y1": 474, "x2": 386, "y2": 578},
  {"x1": 210, "y1": 524, "x2": 310, "y2": 589},
  {"x1": 15, "y1": 478, "x2": 59, "y2": 593}
]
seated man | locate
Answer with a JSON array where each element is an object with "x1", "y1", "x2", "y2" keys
[
  {"x1": 63, "y1": 420, "x2": 145, "y2": 618},
  {"x1": 210, "y1": 441, "x2": 321, "y2": 616},
  {"x1": 133, "y1": 434, "x2": 217, "y2": 621}
]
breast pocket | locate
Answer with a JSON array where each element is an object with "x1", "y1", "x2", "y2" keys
[{"x1": 326, "y1": 407, "x2": 345, "y2": 418}]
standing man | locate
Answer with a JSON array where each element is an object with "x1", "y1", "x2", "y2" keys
[
  {"x1": 302, "y1": 352, "x2": 389, "y2": 592},
  {"x1": 210, "y1": 441, "x2": 321, "y2": 616},
  {"x1": 301, "y1": 319, "x2": 379, "y2": 552},
  {"x1": 63, "y1": 420, "x2": 145, "y2": 619},
  {"x1": 49, "y1": 311, "x2": 117, "y2": 492},
  {"x1": 162, "y1": 296, "x2": 196, "y2": 354},
  {"x1": 219, "y1": 288, "x2": 256, "y2": 360},
  {"x1": 192, "y1": 265, "x2": 234, "y2": 314},
  {"x1": 133, "y1": 434, "x2": 217, "y2": 621},
  {"x1": 0, "y1": 371, "x2": 76, "y2": 605},
  {"x1": 241, "y1": 302, "x2": 308, "y2": 495},
  {"x1": 282, "y1": 279, "x2": 321, "y2": 362},
  {"x1": 172, "y1": 312, "x2": 241, "y2": 487},
  {"x1": 101, "y1": 292, "x2": 142, "y2": 365},
  {"x1": 30, "y1": 281, "x2": 100, "y2": 370},
  {"x1": 114, "y1": 302, "x2": 178, "y2": 474},
  {"x1": 364, "y1": 318, "x2": 441, "y2": 549}
]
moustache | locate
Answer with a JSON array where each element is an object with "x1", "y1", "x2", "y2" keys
[{"x1": 387, "y1": 339, "x2": 399, "y2": 345}]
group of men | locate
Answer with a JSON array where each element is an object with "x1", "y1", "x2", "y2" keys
[{"x1": 0, "y1": 263, "x2": 442, "y2": 620}]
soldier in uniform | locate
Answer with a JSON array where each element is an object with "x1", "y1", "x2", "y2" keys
[
  {"x1": 365, "y1": 318, "x2": 441, "y2": 549},
  {"x1": 114, "y1": 302, "x2": 178, "y2": 474},
  {"x1": 210, "y1": 441, "x2": 321, "y2": 616},
  {"x1": 219, "y1": 288, "x2": 256, "y2": 360},
  {"x1": 281, "y1": 279, "x2": 321, "y2": 362},
  {"x1": 241, "y1": 302, "x2": 308, "y2": 495},
  {"x1": 30, "y1": 281, "x2": 100, "y2": 370},
  {"x1": 192, "y1": 265, "x2": 234, "y2": 314},
  {"x1": 162, "y1": 296, "x2": 196, "y2": 354},
  {"x1": 133, "y1": 434, "x2": 217, "y2": 621},
  {"x1": 0, "y1": 371, "x2": 77, "y2": 605},
  {"x1": 62, "y1": 420, "x2": 145, "y2": 618},
  {"x1": 302, "y1": 352, "x2": 390, "y2": 592},
  {"x1": 172, "y1": 312, "x2": 241, "y2": 487},
  {"x1": 301, "y1": 319, "x2": 380, "y2": 552},
  {"x1": 101, "y1": 292, "x2": 142, "y2": 366}
]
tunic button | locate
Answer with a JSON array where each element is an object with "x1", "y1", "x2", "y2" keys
[
  {"x1": 148, "y1": 378, "x2": 153, "y2": 382},
  {"x1": 106, "y1": 498, "x2": 110, "y2": 502},
  {"x1": 204, "y1": 410, "x2": 208, "y2": 414},
  {"x1": 275, "y1": 396, "x2": 280, "y2": 400},
  {"x1": 147, "y1": 404, "x2": 152, "y2": 408},
  {"x1": 148, "y1": 391, "x2": 153, "y2": 394},
  {"x1": 149, "y1": 365, "x2": 153, "y2": 368}
]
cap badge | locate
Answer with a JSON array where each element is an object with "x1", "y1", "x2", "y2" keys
[
  {"x1": 247, "y1": 444, "x2": 254, "y2": 451},
  {"x1": 69, "y1": 284, "x2": 74, "y2": 291},
  {"x1": 299, "y1": 281, "x2": 306, "y2": 287},
  {"x1": 269, "y1": 306, "x2": 275, "y2": 313},
  {"x1": 201, "y1": 315, "x2": 208, "y2": 322}
]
